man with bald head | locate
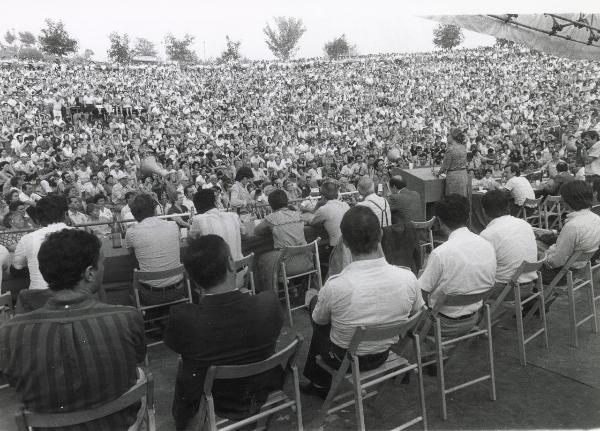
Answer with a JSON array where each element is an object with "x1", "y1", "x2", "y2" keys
[
  {"x1": 388, "y1": 175, "x2": 422, "y2": 222},
  {"x1": 356, "y1": 177, "x2": 392, "y2": 227}
]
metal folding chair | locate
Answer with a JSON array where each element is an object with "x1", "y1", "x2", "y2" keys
[
  {"x1": 132, "y1": 265, "x2": 193, "y2": 347},
  {"x1": 280, "y1": 238, "x2": 323, "y2": 326},
  {"x1": 196, "y1": 336, "x2": 304, "y2": 431},
  {"x1": 15, "y1": 367, "x2": 156, "y2": 431},
  {"x1": 517, "y1": 197, "x2": 543, "y2": 227},
  {"x1": 313, "y1": 311, "x2": 427, "y2": 431},
  {"x1": 235, "y1": 253, "x2": 256, "y2": 295},
  {"x1": 488, "y1": 261, "x2": 548, "y2": 365},
  {"x1": 411, "y1": 217, "x2": 436, "y2": 268}
]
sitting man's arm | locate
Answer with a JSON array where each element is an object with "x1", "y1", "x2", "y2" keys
[
  {"x1": 311, "y1": 283, "x2": 332, "y2": 326},
  {"x1": 123, "y1": 229, "x2": 136, "y2": 255},
  {"x1": 545, "y1": 225, "x2": 576, "y2": 269},
  {"x1": 417, "y1": 251, "x2": 442, "y2": 307}
]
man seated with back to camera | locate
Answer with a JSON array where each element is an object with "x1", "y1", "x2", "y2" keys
[
  {"x1": 124, "y1": 193, "x2": 185, "y2": 305},
  {"x1": 301, "y1": 206, "x2": 424, "y2": 398},
  {"x1": 480, "y1": 190, "x2": 538, "y2": 298},
  {"x1": 0, "y1": 229, "x2": 146, "y2": 430},
  {"x1": 418, "y1": 194, "x2": 496, "y2": 336},
  {"x1": 164, "y1": 235, "x2": 283, "y2": 431},
  {"x1": 538, "y1": 181, "x2": 600, "y2": 286},
  {"x1": 387, "y1": 175, "x2": 421, "y2": 223}
]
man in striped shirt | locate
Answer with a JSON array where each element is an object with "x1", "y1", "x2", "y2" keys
[{"x1": 0, "y1": 229, "x2": 146, "y2": 430}]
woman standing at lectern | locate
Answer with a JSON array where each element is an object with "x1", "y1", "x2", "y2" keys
[{"x1": 436, "y1": 128, "x2": 469, "y2": 197}]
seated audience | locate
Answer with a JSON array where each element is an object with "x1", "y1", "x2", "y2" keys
[
  {"x1": 302, "y1": 206, "x2": 424, "y2": 397},
  {"x1": 164, "y1": 235, "x2": 283, "y2": 430},
  {"x1": 0, "y1": 229, "x2": 146, "y2": 429},
  {"x1": 503, "y1": 163, "x2": 535, "y2": 207},
  {"x1": 13, "y1": 195, "x2": 70, "y2": 290},
  {"x1": 124, "y1": 193, "x2": 184, "y2": 305},
  {"x1": 418, "y1": 194, "x2": 496, "y2": 335},
  {"x1": 543, "y1": 161, "x2": 575, "y2": 196},
  {"x1": 387, "y1": 175, "x2": 421, "y2": 222}
]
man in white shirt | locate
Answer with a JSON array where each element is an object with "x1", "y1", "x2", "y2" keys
[
  {"x1": 356, "y1": 177, "x2": 391, "y2": 227},
  {"x1": 13, "y1": 196, "x2": 70, "y2": 290},
  {"x1": 418, "y1": 194, "x2": 496, "y2": 334},
  {"x1": 582, "y1": 130, "x2": 600, "y2": 201},
  {"x1": 310, "y1": 180, "x2": 350, "y2": 247},
  {"x1": 503, "y1": 163, "x2": 535, "y2": 207},
  {"x1": 480, "y1": 190, "x2": 538, "y2": 286},
  {"x1": 302, "y1": 206, "x2": 423, "y2": 397},
  {"x1": 82, "y1": 174, "x2": 105, "y2": 201}
]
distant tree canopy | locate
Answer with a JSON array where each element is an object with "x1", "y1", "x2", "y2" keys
[
  {"x1": 38, "y1": 19, "x2": 78, "y2": 57},
  {"x1": 164, "y1": 33, "x2": 197, "y2": 62},
  {"x1": 133, "y1": 37, "x2": 157, "y2": 58},
  {"x1": 219, "y1": 36, "x2": 242, "y2": 63},
  {"x1": 263, "y1": 17, "x2": 306, "y2": 60},
  {"x1": 432, "y1": 24, "x2": 464, "y2": 50},
  {"x1": 324, "y1": 34, "x2": 356, "y2": 59},
  {"x1": 4, "y1": 30, "x2": 16, "y2": 45},
  {"x1": 18, "y1": 31, "x2": 36, "y2": 46},
  {"x1": 83, "y1": 49, "x2": 94, "y2": 59},
  {"x1": 107, "y1": 32, "x2": 131, "y2": 63},
  {"x1": 17, "y1": 47, "x2": 44, "y2": 61}
]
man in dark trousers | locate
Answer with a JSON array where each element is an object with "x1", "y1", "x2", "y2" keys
[{"x1": 164, "y1": 234, "x2": 283, "y2": 430}]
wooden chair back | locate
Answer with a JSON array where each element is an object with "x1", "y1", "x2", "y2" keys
[{"x1": 234, "y1": 253, "x2": 256, "y2": 295}]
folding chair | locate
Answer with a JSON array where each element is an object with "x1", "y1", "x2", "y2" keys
[
  {"x1": 542, "y1": 195, "x2": 564, "y2": 230},
  {"x1": 423, "y1": 291, "x2": 496, "y2": 420},
  {"x1": 280, "y1": 238, "x2": 322, "y2": 326},
  {"x1": 132, "y1": 265, "x2": 193, "y2": 347},
  {"x1": 524, "y1": 250, "x2": 598, "y2": 348},
  {"x1": 235, "y1": 253, "x2": 256, "y2": 295},
  {"x1": 15, "y1": 367, "x2": 156, "y2": 431},
  {"x1": 314, "y1": 311, "x2": 427, "y2": 431},
  {"x1": 411, "y1": 217, "x2": 436, "y2": 268},
  {"x1": 517, "y1": 197, "x2": 543, "y2": 227},
  {"x1": 196, "y1": 336, "x2": 304, "y2": 431},
  {"x1": 488, "y1": 261, "x2": 548, "y2": 365}
]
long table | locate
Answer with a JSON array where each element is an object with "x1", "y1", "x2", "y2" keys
[{"x1": 3, "y1": 226, "x2": 327, "y2": 305}]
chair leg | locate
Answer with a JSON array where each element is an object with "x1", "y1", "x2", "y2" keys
[
  {"x1": 486, "y1": 305, "x2": 497, "y2": 401},
  {"x1": 514, "y1": 286, "x2": 527, "y2": 366},
  {"x1": 351, "y1": 358, "x2": 366, "y2": 431},
  {"x1": 283, "y1": 278, "x2": 294, "y2": 327},
  {"x1": 414, "y1": 334, "x2": 428, "y2": 430},
  {"x1": 588, "y1": 266, "x2": 598, "y2": 333},
  {"x1": 567, "y1": 272, "x2": 578, "y2": 348},
  {"x1": 539, "y1": 285, "x2": 549, "y2": 349},
  {"x1": 292, "y1": 366, "x2": 304, "y2": 431},
  {"x1": 314, "y1": 358, "x2": 351, "y2": 428},
  {"x1": 435, "y1": 318, "x2": 447, "y2": 420}
]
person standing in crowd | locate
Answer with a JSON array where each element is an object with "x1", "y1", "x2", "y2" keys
[
  {"x1": 164, "y1": 235, "x2": 283, "y2": 430},
  {"x1": 356, "y1": 177, "x2": 392, "y2": 227},
  {"x1": 418, "y1": 194, "x2": 496, "y2": 335},
  {"x1": 302, "y1": 206, "x2": 423, "y2": 398},
  {"x1": 13, "y1": 195, "x2": 70, "y2": 290},
  {"x1": 0, "y1": 229, "x2": 146, "y2": 430},
  {"x1": 437, "y1": 128, "x2": 469, "y2": 197},
  {"x1": 124, "y1": 193, "x2": 185, "y2": 305},
  {"x1": 480, "y1": 190, "x2": 538, "y2": 288},
  {"x1": 387, "y1": 175, "x2": 422, "y2": 222}
]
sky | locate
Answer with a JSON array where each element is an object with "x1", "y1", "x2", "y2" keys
[{"x1": 0, "y1": 0, "x2": 598, "y2": 61}]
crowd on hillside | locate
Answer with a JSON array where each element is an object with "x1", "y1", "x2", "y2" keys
[{"x1": 0, "y1": 45, "x2": 598, "y2": 237}]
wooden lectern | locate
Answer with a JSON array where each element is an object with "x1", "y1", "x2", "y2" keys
[{"x1": 392, "y1": 167, "x2": 445, "y2": 221}]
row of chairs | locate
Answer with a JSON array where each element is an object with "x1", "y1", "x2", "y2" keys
[{"x1": 517, "y1": 195, "x2": 565, "y2": 230}]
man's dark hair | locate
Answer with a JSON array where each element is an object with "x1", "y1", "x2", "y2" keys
[
  {"x1": 130, "y1": 193, "x2": 155, "y2": 222},
  {"x1": 124, "y1": 191, "x2": 137, "y2": 201},
  {"x1": 184, "y1": 234, "x2": 230, "y2": 289},
  {"x1": 321, "y1": 180, "x2": 339, "y2": 200},
  {"x1": 234, "y1": 166, "x2": 254, "y2": 182},
  {"x1": 268, "y1": 189, "x2": 288, "y2": 211},
  {"x1": 560, "y1": 180, "x2": 593, "y2": 211},
  {"x1": 36, "y1": 195, "x2": 67, "y2": 226},
  {"x1": 556, "y1": 161, "x2": 569, "y2": 173},
  {"x1": 481, "y1": 190, "x2": 510, "y2": 219},
  {"x1": 340, "y1": 206, "x2": 382, "y2": 255},
  {"x1": 507, "y1": 163, "x2": 521, "y2": 176},
  {"x1": 581, "y1": 130, "x2": 599, "y2": 141},
  {"x1": 38, "y1": 229, "x2": 101, "y2": 291},
  {"x1": 389, "y1": 176, "x2": 406, "y2": 190},
  {"x1": 435, "y1": 194, "x2": 470, "y2": 230},
  {"x1": 193, "y1": 188, "x2": 216, "y2": 214},
  {"x1": 93, "y1": 194, "x2": 106, "y2": 204},
  {"x1": 183, "y1": 184, "x2": 195, "y2": 196}
]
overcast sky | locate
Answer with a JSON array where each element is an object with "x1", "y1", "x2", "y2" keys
[{"x1": 1, "y1": 0, "x2": 598, "y2": 60}]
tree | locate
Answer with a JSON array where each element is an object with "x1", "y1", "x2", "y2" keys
[
  {"x1": 263, "y1": 17, "x2": 306, "y2": 60},
  {"x1": 83, "y1": 49, "x2": 94, "y2": 59},
  {"x1": 219, "y1": 35, "x2": 241, "y2": 63},
  {"x1": 38, "y1": 19, "x2": 78, "y2": 57},
  {"x1": 133, "y1": 37, "x2": 157, "y2": 58},
  {"x1": 17, "y1": 47, "x2": 44, "y2": 61},
  {"x1": 323, "y1": 34, "x2": 357, "y2": 59},
  {"x1": 18, "y1": 31, "x2": 36, "y2": 46},
  {"x1": 4, "y1": 30, "x2": 16, "y2": 45},
  {"x1": 432, "y1": 24, "x2": 464, "y2": 50},
  {"x1": 164, "y1": 33, "x2": 197, "y2": 62},
  {"x1": 107, "y1": 32, "x2": 131, "y2": 63}
]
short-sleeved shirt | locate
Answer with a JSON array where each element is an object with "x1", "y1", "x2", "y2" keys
[
  {"x1": 264, "y1": 209, "x2": 306, "y2": 250},
  {"x1": 312, "y1": 258, "x2": 424, "y2": 355},
  {"x1": 357, "y1": 194, "x2": 392, "y2": 227},
  {"x1": 311, "y1": 200, "x2": 350, "y2": 246},
  {"x1": 190, "y1": 209, "x2": 243, "y2": 260},
  {"x1": 124, "y1": 217, "x2": 182, "y2": 288},
  {"x1": 504, "y1": 176, "x2": 535, "y2": 206}
]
